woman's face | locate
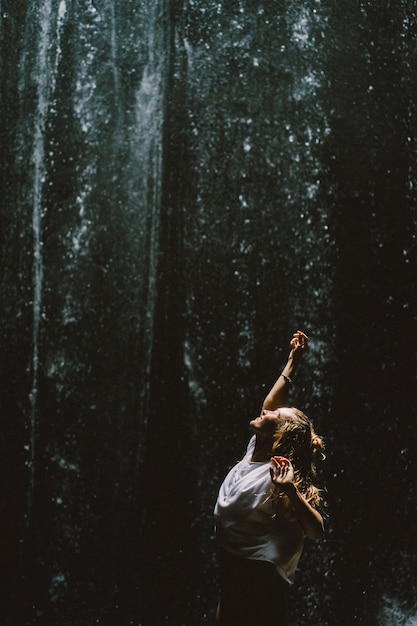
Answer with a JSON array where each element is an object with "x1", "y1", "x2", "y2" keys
[{"x1": 250, "y1": 407, "x2": 293, "y2": 438}]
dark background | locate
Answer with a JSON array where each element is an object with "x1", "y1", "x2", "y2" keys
[{"x1": 1, "y1": 1, "x2": 417, "y2": 624}]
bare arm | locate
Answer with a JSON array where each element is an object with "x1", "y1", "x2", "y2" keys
[
  {"x1": 262, "y1": 330, "x2": 308, "y2": 410},
  {"x1": 270, "y1": 456, "x2": 324, "y2": 540},
  {"x1": 281, "y1": 482, "x2": 324, "y2": 539}
]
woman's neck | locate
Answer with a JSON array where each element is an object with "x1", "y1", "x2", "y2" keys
[{"x1": 251, "y1": 436, "x2": 273, "y2": 462}]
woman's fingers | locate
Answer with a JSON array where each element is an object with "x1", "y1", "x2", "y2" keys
[
  {"x1": 291, "y1": 330, "x2": 308, "y2": 350},
  {"x1": 270, "y1": 456, "x2": 291, "y2": 483},
  {"x1": 297, "y1": 330, "x2": 308, "y2": 348},
  {"x1": 271, "y1": 455, "x2": 290, "y2": 466}
]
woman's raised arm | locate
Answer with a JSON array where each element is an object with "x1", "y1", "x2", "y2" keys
[{"x1": 262, "y1": 330, "x2": 308, "y2": 411}]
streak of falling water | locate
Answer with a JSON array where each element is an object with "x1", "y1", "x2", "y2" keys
[
  {"x1": 27, "y1": 0, "x2": 67, "y2": 518},
  {"x1": 109, "y1": 0, "x2": 121, "y2": 111},
  {"x1": 134, "y1": 1, "x2": 169, "y2": 469}
]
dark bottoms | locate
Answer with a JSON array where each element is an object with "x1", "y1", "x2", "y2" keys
[{"x1": 218, "y1": 548, "x2": 290, "y2": 626}]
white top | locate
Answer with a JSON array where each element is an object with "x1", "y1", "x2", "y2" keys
[{"x1": 214, "y1": 436, "x2": 304, "y2": 584}]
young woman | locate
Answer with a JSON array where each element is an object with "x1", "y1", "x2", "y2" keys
[{"x1": 214, "y1": 331, "x2": 325, "y2": 625}]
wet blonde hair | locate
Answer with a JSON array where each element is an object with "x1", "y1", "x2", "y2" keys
[{"x1": 271, "y1": 407, "x2": 325, "y2": 508}]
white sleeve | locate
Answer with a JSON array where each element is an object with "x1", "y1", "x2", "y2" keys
[{"x1": 245, "y1": 435, "x2": 256, "y2": 457}]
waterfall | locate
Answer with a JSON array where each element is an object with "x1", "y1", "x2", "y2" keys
[
  {"x1": 25, "y1": 0, "x2": 67, "y2": 517},
  {"x1": 132, "y1": 0, "x2": 169, "y2": 468}
]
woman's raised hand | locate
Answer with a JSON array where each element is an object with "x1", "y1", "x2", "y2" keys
[
  {"x1": 290, "y1": 330, "x2": 308, "y2": 351},
  {"x1": 269, "y1": 456, "x2": 295, "y2": 487}
]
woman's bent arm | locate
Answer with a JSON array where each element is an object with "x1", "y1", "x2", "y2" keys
[{"x1": 281, "y1": 482, "x2": 325, "y2": 540}]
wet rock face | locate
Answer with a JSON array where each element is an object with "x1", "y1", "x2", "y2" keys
[{"x1": 1, "y1": 1, "x2": 417, "y2": 624}]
